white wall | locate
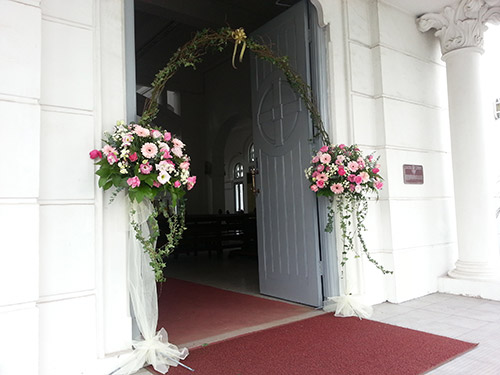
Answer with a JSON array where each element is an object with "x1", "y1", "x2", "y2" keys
[
  {"x1": 320, "y1": 0, "x2": 455, "y2": 303},
  {"x1": 0, "y1": 1, "x2": 132, "y2": 374}
]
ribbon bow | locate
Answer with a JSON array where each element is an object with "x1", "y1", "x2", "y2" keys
[{"x1": 231, "y1": 28, "x2": 247, "y2": 69}]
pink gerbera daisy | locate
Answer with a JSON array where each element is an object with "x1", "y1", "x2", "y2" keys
[
  {"x1": 141, "y1": 142, "x2": 158, "y2": 158},
  {"x1": 330, "y1": 183, "x2": 344, "y2": 194}
]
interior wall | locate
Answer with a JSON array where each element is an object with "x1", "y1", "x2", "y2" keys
[{"x1": 322, "y1": 0, "x2": 454, "y2": 303}]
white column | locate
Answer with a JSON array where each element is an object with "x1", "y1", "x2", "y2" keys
[{"x1": 418, "y1": 0, "x2": 500, "y2": 283}]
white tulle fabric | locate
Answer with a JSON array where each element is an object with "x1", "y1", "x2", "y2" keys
[
  {"x1": 113, "y1": 200, "x2": 189, "y2": 375},
  {"x1": 323, "y1": 295, "x2": 373, "y2": 319}
]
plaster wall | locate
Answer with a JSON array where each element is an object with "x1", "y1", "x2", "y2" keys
[
  {"x1": 0, "y1": 1, "x2": 132, "y2": 374},
  {"x1": 320, "y1": 0, "x2": 455, "y2": 303}
]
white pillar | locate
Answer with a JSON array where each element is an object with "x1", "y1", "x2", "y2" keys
[
  {"x1": 443, "y1": 47, "x2": 499, "y2": 279},
  {"x1": 418, "y1": 0, "x2": 500, "y2": 284}
]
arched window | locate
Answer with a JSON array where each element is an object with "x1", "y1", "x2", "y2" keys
[
  {"x1": 233, "y1": 163, "x2": 245, "y2": 212},
  {"x1": 248, "y1": 143, "x2": 255, "y2": 163},
  {"x1": 234, "y1": 162, "x2": 244, "y2": 179}
]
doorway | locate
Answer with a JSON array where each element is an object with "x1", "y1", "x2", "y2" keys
[{"x1": 132, "y1": 0, "x2": 330, "y2": 308}]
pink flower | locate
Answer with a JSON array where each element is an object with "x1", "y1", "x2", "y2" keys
[
  {"x1": 164, "y1": 132, "x2": 172, "y2": 142},
  {"x1": 141, "y1": 142, "x2": 158, "y2": 158},
  {"x1": 319, "y1": 146, "x2": 329, "y2": 153},
  {"x1": 171, "y1": 147, "x2": 183, "y2": 158},
  {"x1": 174, "y1": 180, "x2": 181, "y2": 188},
  {"x1": 122, "y1": 134, "x2": 133, "y2": 145},
  {"x1": 316, "y1": 173, "x2": 328, "y2": 182},
  {"x1": 337, "y1": 155, "x2": 345, "y2": 163},
  {"x1": 179, "y1": 161, "x2": 190, "y2": 170},
  {"x1": 151, "y1": 130, "x2": 162, "y2": 139},
  {"x1": 172, "y1": 138, "x2": 185, "y2": 149},
  {"x1": 134, "y1": 126, "x2": 150, "y2": 137},
  {"x1": 187, "y1": 176, "x2": 197, "y2": 190},
  {"x1": 89, "y1": 149, "x2": 102, "y2": 159},
  {"x1": 127, "y1": 176, "x2": 140, "y2": 188},
  {"x1": 311, "y1": 156, "x2": 320, "y2": 163},
  {"x1": 312, "y1": 171, "x2": 319, "y2": 178},
  {"x1": 107, "y1": 153, "x2": 118, "y2": 164},
  {"x1": 316, "y1": 164, "x2": 325, "y2": 172},
  {"x1": 349, "y1": 184, "x2": 355, "y2": 192},
  {"x1": 368, "y1": 155, "x2": 374, "y2": 161},
  {"x1": 347, "y1": 174, "x2": 356, "y2": 183},
  {"x1": 316, "y1": 180, "x2": 325, "y2": 188},
  {"x1": 129, "y1": 152, "x2": 138, "y2": 162},
  {"x1": 153, "y1": 181, "x2": 161, "y2": 188},
  {"x1": 355, "y1": 185, "x2": 362, "y2": 193},
  {"x1": 330, "y1": 183, "x2": 344, "y2": 194},
  {"x1": 162, "y1": 149, "x2": 172, "y2": 159},
  {"x1": 102, "y1": 145, "x2": 116, "y2": 156},
  {"x1": 320, "y1": 153, "x2": 332, "y2": 164},
  {"x1": 375, "y1": 181, "x2": 384, "y2": 190},
  {"x1": 139, "y1": 162, "x2": 153, "y2": 174},
  {"x1": 339, "y1": 144, "x2": 346, "y2": 149},
  {"x1": 347, "y1": 161, "x2": 359, "y2": 172},
  {"x1": 359, "y1": 171, "x2": 370, "y2": 183},
  {"x1": 354, "y1": 175, "x2": 363, "y2": 185},
  {"x1": 310, "y1": 185, "x2": 319, "y2": 192},
  {"x1": 372, "y1": 167, "x2": 380, "y2": 174},
  {"x1": 338, "y1": 167, "x2": 346, "y2": 176}
]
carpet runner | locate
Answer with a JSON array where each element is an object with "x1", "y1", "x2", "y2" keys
[
  {"x1": 157, "y1": 278, "x2": 315, "y2": 346},
  {"x1": 153, "y1": 280, "x2": 477, "y2": 374},
  {"x1": 157, "y1": 314, "x2": 476, "y2": 375}
]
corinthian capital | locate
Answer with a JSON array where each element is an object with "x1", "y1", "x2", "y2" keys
[{"x1": 417, "y1": 0, "x2": 500, "y2": 55}]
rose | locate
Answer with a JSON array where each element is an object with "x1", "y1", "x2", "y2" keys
[
  {"x1": 174, "y1": 180, "x2": 181, "y2": 188},
  {"x1": 375, "y1": 181, "x2": 384, "y2": 189},
  {"x1": 316, "y1": 180, "x2": 325, "y2": 188},
  {"x1": 316, "y1": 164, "x2": 325, "y2": 172},
  {"x1": 127, "y1": 176, "x2": 140, "y2": 188},
  {"x1": 338, "y1": 167, "x2": 346, "y2": 176},
  {"x1": 310, "y1": 184, "x2": 319, "y2": 192},
  {"x1": 164, "y1": 132, "x2": 172, "y2": 141},
  {"x1": 339, "y1": 144, "x2": 345, "y2": 149},
  {"x1": 319, "y1": 145, "x2": 328, "y2": 152},
  {"x1": 179, "y1": 161, "x2": 190, "y2": 170},
  {"x1": 372, "y1": 167, "x2": 380, "y2": 174},
  {"x1": 347, "y1": 174, "x2": 356, "y2": 183},
  {"x1": 151, "y1": 130, "x2": 162, "y2": 139},
  {"x1": 359, "y1": 171, "x2": 370, "y2": 183},
  {"x1": 311, "y1": 156, "x2": 320, "y2": 163},
  {"x1": 89, "y1": 149, "x2": 102, "y2": 159},
  {"x1": 129, "y1": 152, "x2": 138, "y2": 162},
  {"x1": 354, "y1": 175, "x2": 363, "y2": 185},
  {"x1": 187, "y1": 176, "x2": 197, "y2": 190}
]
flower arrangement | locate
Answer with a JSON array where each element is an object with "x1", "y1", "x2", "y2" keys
[
  {"x1": 90, "y1": 120, "x2": 196, "y2": 281},
  {"x1": 305, "y1": 144, "x2": 391, "y2": 275}
]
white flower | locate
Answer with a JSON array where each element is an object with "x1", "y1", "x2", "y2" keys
[{"x1": 158, "y1": 171, "x2": 171, "y2": 185}]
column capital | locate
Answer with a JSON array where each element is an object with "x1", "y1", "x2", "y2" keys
[{"x1": 417, "y1": 0, "x2": 500, "y2": 55}]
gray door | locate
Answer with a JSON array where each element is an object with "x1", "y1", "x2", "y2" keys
[{"x1": 250, "y1": 0, "x2": 322, "y2": 307}]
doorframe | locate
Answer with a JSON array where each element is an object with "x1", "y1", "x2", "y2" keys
[{"x1": 308, "y1": 1, "x2": 339, "y2": 300}]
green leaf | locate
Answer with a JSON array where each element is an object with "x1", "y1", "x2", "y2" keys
[{"x1": 103, "y1": 180, "x2": 113, "y2": 190}]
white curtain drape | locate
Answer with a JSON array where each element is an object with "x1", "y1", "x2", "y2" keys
[{"x1": 112, "y1": 200, "x2": 189, "y2": 375}]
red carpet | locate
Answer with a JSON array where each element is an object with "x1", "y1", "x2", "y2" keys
[
  {"x1": 157, "y1": 278, "x2": 314, "y2": 345},
  {"x1": 155, "y1": 314, "x2": 477, "y2": 375}
]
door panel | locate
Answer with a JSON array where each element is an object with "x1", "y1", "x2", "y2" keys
[{"x1": 251, "y1": 0, "x2": 322, "y2": 307}]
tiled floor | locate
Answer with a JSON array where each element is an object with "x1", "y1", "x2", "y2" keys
[{"x1": 133, "y1": 251, "x2": 500, "y2": 374}]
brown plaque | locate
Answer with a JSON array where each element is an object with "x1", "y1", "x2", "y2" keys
[{"x1": 403, "y1": 164, "x2": 424, "y2": 185}]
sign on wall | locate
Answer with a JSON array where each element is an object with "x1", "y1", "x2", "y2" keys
[{"x1": 403, "y1": 164, "x2": 424, "y2": 185}]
